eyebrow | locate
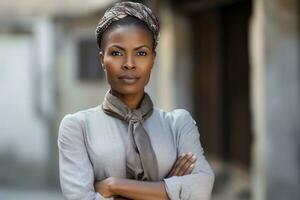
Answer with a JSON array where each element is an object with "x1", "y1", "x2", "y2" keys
[{"x1": 110, "y1": 44, "x2": 151, "y2": 51}]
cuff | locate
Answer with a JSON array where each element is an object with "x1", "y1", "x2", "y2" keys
[
  {"x1": 163, "y1": 176, "x2": 182, "y2": 200},
  {"x1": 96, "y1": 192, "x2": 114, "y2": 200}
]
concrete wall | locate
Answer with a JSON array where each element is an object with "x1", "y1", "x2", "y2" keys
[
  {"x1": 250, "y1": 0, "x2": 300, "y2": 199},
  {"x1": 0, "y1": 0, "x2": 117, "y2": 17},
  {"x1": 55, "y1": 15, "x2": 109, "y2": 119},
  {"x1": 147, "y1": 0, "x2": 194, "y2": 112},
  {"x1": 0, "y1": 18, "x2": 57, "y2": 188}
]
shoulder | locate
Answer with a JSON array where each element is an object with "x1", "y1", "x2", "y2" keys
[
  {"x1": 58, "y1": 106, "x2": 101, "y2": 137},
  {"x1": 153, "y1": 107, "x2": 195, "y2": 123},
  {"x1": 153, "y1": 108, "x2": 196, "y2": 131},
  {"x1": 60, "y1": 106, "x2": 101, "y2": 124}
]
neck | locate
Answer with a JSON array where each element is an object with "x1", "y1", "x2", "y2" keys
[{"x1": 111, "y1": 89, "x2": 145, "y2": 109}]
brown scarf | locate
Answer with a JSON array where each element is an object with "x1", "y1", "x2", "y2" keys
[{"x1": 102, "y1": 90, "x2": 159, "y2": 181}]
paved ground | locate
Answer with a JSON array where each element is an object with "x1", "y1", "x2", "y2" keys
[
  {"x1": 0, "y1": 188, "x2": 64, "y2": 200},
  {"x1": 210, "y1": 160, "x2": 251, "y2": 200}
]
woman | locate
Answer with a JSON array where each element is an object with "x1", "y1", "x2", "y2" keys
[{"x1": 58, "y1": 1, "x2": 214, "y2": 200}]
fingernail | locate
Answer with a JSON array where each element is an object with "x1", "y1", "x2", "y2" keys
[{"x1": 190, "y1": 164, "x2": 194, "y2": 168}]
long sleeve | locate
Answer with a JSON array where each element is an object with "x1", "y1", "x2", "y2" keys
[
  {"x1": 163, "y1": 109, "x2": 215, "y2": 200},
  {"x1": 58, "y1": 114, "x2": 113, "y2": 200}
]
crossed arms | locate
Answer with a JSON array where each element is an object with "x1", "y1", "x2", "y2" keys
[{"x1": 95, "y1": 153, "x2": 197, "y2": 200}]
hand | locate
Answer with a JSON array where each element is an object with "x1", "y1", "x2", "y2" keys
[
  {"x1": 167, "y1": 152, "x2": 197, "y2": 177},
  {"x1": 94, "y1": 177, "x2": 115, "y2": 198}
]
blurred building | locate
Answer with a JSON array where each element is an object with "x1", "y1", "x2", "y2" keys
[
  {"x1": 0, "y1": 0, "x2": 299, "y2": 200},
  {"x1": 0, "y1": 0, "x2": 117, "y2": 197}
]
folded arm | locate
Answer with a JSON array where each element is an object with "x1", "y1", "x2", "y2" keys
[
  {"x1": 94, "y1": 153, "x2": 197, "y2": 200},
  {"x1": 95, "y1": 110, "x2": 214, "y2": 200},
  {"x1": 163, "y1": 110, "x2": 215, "y2": 200},
  {"x1": 58, "y1": 114, "x2": 112, "y2": 200}
]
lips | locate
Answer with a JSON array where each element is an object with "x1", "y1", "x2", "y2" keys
[{"x1": 118, "y1": 75, "x2": 140, "y2": 84}]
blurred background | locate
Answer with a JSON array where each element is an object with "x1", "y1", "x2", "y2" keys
[{"x1": 0, "y1": 0, "x2": 299, "y2": 199}]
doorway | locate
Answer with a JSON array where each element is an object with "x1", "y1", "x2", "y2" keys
[{"x1": 191, "y1": 0, "x2": 252, "y2": 168}]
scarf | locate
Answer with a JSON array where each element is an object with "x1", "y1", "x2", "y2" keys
[
  {"x1": 102, "y1": 90, "x2": 159, "y2": 181},
  {"x1": 95, "y1": 1, "x2": 160, "y2": 50}
]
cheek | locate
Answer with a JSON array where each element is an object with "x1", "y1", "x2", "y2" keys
[
  {"x1": 142, "y1": 62, "x2": 153, "y2": 82},
  {"x1": 137, "y1": 56, "x2": 154, "y2": 70},
  {"x1": 103, "y1": 58, "x2": 120, "y2": 76}
]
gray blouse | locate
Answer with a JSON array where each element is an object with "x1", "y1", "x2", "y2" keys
[{"x1": 58, "y1": 106, "x2": 214, "y2": 200}]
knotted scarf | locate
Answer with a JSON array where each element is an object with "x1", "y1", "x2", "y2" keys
[{"x1": 102, "y1": 90, "x2": 159, "y2": 181}]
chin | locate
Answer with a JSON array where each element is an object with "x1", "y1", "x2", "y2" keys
[{"x1": 114, "y1": 85, "x2": 144, "y2": 96}]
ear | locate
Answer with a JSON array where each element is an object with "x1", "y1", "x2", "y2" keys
[
  {"x1": 153, "y1": 51, "x2": 156, "y2": 58},
  {"x1": 99, "y1": 51, "x2": 105, "y2": 70},
  {"x1": 151, "y1": 51, "x2": 156, "y2": 69}
]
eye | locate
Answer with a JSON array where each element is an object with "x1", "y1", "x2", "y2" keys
[
  {"x1": 136, "y1": 51, "x2": 147, "y2": 56},
  {"x1": 111, "y1": 51, "x2": 122, "y2": 56}
]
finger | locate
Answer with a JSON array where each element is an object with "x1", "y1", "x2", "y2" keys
[
  {"x1": 168, "y1": 153, "x2": 186, "y2": 177},
  {"x1": 177, "y1": 155, "x2": 196, "y2": 176},
  {"x1": 184, "y1": 163, "x2": 195, "y2": 175},
  {"x1": 168, "y1": 153, "x2": 196, "y2": 177},
  {"x1": 172, "y1": 153, "x2": 194, "y2": 176},
  {"x1": 182, "y1": 158, "x2": 197, "y2": 176},
  {"x1": 177, "y1": 154, "x2": 197, "y2": 176},
  {"x1": 169, "y1": 153, "x2": 192, "y2": 177}
]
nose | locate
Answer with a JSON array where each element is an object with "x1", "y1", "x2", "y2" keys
[{"x1": 122, "y1": 54, "x2": 136, "y2": 70}]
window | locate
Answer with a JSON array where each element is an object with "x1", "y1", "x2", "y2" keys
[{"x1": 78, "y1": 38, "x2": 104, "y2": 81}]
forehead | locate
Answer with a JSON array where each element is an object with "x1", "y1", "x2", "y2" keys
[{"x1": 101, "y1": 25, "x2": 153, "y2": 49}]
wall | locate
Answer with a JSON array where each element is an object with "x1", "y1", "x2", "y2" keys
[{"x1": 250, "y1": 0, "x2": 300, "y2": 199}]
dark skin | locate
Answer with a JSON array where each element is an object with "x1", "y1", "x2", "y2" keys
[{"x1": 96, "y1": 25, "x2": 197, "y2": 200}]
